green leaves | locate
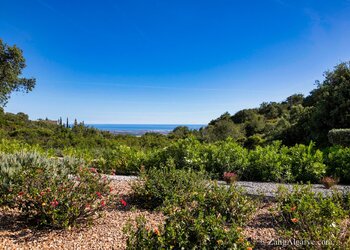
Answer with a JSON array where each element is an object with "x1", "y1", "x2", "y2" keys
[{"x1": 0, "y1": 39, "x2": 36, "y2": 106}]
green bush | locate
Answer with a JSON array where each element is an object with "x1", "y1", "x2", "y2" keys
[
  {"x1": 203, "y1": 138, "x2": 248, "y2": 179},
  {"x1": 325, "y1": 146, "x2": 350, "y2": 184},
  {"x1": 245, "y1": 141, "x2": 293, "y2": 182},
  {"x1": 328, "y1": 129, "x2": 350, "y2": 147},
  {"x1": 125, "y1": 212, "x2": 252, "y2": 250},
  {"x1": 287, "y1": 142, "x2": 326, "y2": 183},
  {"x1": 275, "y1": 185, "x2": 350, "y2": 249},
  {"x1": 163, "y1": 182, "x2": 257, "y2": 226},
  {"x1": 0, "y1": 152, "x2": 112, "y2": 228},
  {"x1": 132, "y1": 164, "x2": 208, "y2": 209}
]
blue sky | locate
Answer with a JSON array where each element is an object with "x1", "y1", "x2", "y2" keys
[{"x1": 1, "y1": 0, "x2": 350, "y2": 124}]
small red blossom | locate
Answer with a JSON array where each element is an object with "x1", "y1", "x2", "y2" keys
[
  {"x1": 50, "y1": 199, "x2": 59, "y2": 208},
  {"x1": 100, "y1": 200, "x2": 106, "y2": 207},
  {"x1": 120, "y1": 199, "x2": 127, "y2": 207},
  {"x1": 40, "y1": 191, "x2": 46, "y2": 196},
  {"x1": 290, "y1": 206, "x2": 297, "y2": 212},
  {"x1": 18, "y1": 191, "x2": 24, "y2": 196},
  {"x1": 96, "y1": 191, "x2": 102, "y2": 198},
  {"x1": 291, "y1": 218, "x2": 299, "y2": 223}
]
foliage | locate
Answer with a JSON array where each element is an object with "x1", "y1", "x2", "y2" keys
[
  {"x1": 325, "y1": 146, "x2": 350, "y2": 184},
  {"x1": 0, "y1": 39, "x2": 36, "y2": 106},
  {"x1": 0, "y1": 152, "x2": 112, "y2": 228},
  {"x1": 124, "y1": 212, "x2": 251, "y2": 250},
  {"x1": 126, "y1": 168, "x2": 256, "y2": 250},
  {"x1": 131, "y1": 165, "x2": 208, "y2": 209},
  {"x1": 275, "y1": 185, "x2": 350, "y2": 249},
  {"x1": 328, "y1": 129, "x2": 350, "y2": 147}
]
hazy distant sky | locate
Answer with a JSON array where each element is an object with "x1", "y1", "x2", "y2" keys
[{"x1": 1, "y1": 0, "x2": 350, "y2": 124}]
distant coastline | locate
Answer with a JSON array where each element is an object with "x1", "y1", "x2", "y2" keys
[{"x1": 87, "y1": 124, "x2": 205, "y2": 135}]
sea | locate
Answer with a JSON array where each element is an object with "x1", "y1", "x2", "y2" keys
[{"x1": 87, "y1": 124, "x2": 205, "y2": 136}]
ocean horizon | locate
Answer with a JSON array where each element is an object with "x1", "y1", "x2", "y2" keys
[{"x1": 87, "y1": 124, "x2": 205, "y2": 135}]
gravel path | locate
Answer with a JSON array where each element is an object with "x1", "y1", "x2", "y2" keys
[{"x1": 107, "y1": 175, "x2": 350, "y2": 199}]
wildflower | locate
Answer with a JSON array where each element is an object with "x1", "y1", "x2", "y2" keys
[
  {"x1": 291, "y1": 218, "x2": 299, "y2": 223},
  {"x1": 40, "y1": 191, "x2": 45, "y2": 196},
  {"x1": 100, "y1": 200, "x2": 106, "y2": 207},
  {"x1": 120, "y1": 199, "x2": 127, "y2": 207},
  {"x1": 18, "y1": 191, "x2": 24, "y2": 196},
  {"x1": 290, "y1": 206, "x2": 296, "y2": 212},
  {"x1": 247, "y1": 247, "x2": 253, "y2": 250},
  {"x1": 109, "y1": 187, "x2": 113, "y2": 193},
  {"x1": 96, "y1": 192, "x2": 102, "y2": 198},
  {"x1": 217, "y1": 240, "x2": 223, "y2": 245},
  {"x1": 42, "y1": 202, "x2": 47, "y2": 206},
  {"x1": 153, "y1": 227, "x2": 160, "y2": 236},
  {"x1": 50, "y1": 199, "x2": 59, "y2": 208}
]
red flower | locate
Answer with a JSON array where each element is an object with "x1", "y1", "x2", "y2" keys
[
  {"x1": 153, "y1": 227, "x2": 160, "y2": 236},
  {"x1": 50, "y1": 199, "x2": 59, "y2": 208},
  {"x1": 100, "y1": 200, "x2": 106, "y2": 207},
  {"x1": 18, "y1": 191, "x2": 24, "y2": 196},
  {"x1": 96, "y1": 192, "x2": 102, "y2": 198},
  {"x1": 120, "y1": 199, "x2": 127, "y2": 207},
  {"x1": 40, "y1": 191, "x2": 46, "y2": 196}
]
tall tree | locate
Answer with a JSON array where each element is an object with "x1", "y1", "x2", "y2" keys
[{"x1": 0, "y1": 39, "x2": 36, "y2": 106}]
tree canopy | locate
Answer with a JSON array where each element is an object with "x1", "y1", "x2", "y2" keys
[{"x1": 0, "y1": 39, "x2": 36, "y2": 106}]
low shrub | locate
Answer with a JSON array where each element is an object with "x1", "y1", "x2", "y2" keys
[
  {"x1": 164, "y1": 182, "x2": 257, "y2": 226},
  {"x1": 287, "y1": 142, "x2": 326, "y2": 183},
  {"x1": 245, "y1": 141, "x2": 293, "y2": 182},
  {"x1": 274, "y1": 185, "x2": 350, "y2": 249},
  {"x1": 0, "y1": 152, "x2": 112, "y2": 228},
  {"x1": 325, "y1": 146, "x2": 350, "y2": 184},
  {"x1": 131, "y1": 164, "x2": 208, "y2": 209},
  {"x1": 125, "y1": 209, "x2": 252, "y2": 250}
]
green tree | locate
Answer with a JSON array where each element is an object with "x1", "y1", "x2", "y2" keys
[{"x1": 0, "y1": 39, "x2": 36, "y2": 106}]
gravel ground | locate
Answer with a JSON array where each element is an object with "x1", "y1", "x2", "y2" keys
[{"x1": 107, "y1": 175, "x2": 350, "y2": 198}]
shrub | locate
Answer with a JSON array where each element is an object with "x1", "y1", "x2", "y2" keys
[
  {"x1": 203, "y1": 138, "x2": 248, "y2": 179},
  {"x1": 0, "y1": 152, "x2": 112, "y2": 228},
  {"x1": 245, "y1": 141, "x2": 293, "y2": 182},
  {"x1": 125, "y1": 210, "x2": 252, "y2": 250},
  {"x1": 287, "y1": 142, "x2": 326, "y2": 183},
  {"x1": 164, "y1": 182, "x2": 257, "y2": 226},
  {"x1": 325, "y1": 146, "x2": 350, "y2": 184},
  {"x1": 131, "y1": 164, "x2": 208, "y2": 209},
  {"x1": 328, "y1": 129, "x2": 350, "y2": 147},
  {"x1": 274, "y1": 185, "x2": 350, "y2": 249},
  {"x1": 320, "y1": 176, "x2": 339, "y2": 189}
]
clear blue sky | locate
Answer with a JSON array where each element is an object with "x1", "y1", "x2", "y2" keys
[{"x1": 1, "y1": 0, "x2": 350, "y2": 124}]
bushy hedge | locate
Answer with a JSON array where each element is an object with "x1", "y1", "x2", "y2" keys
[
  {"x1": 328, "y1": 129, "x2": 350, "y2": 147},
  {"x1": 325, "y1": 146, "x2": 350, "y2": 184}
]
